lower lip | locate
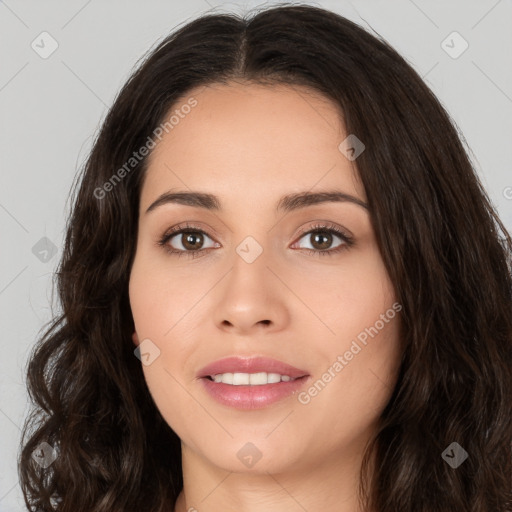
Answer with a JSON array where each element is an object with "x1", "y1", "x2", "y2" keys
[{"x1": 199, "y1": 376, "x2": 310, "y2": 409}]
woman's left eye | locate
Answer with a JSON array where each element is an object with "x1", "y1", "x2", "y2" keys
[
  {"x1": 157, "y1": 222, "x2": 354, "y2": 259},
  {"x1": 293, "y1": 227, "x2": 351, "y2": 254}
]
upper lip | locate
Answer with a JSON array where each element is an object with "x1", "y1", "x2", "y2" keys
[{"x1": 197, "y1": 356, "x2": 309, "y2": 379}]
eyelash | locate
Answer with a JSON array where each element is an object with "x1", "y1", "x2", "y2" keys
[{"x1": 157, "y1": 221, "x2": 354, "y2": 259}]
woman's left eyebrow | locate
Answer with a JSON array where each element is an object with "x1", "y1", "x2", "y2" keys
[{"x1": 145, "y1": 189, "x2": 369, "y2": 215}]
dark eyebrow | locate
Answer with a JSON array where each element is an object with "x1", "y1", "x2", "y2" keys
[{"x1": 145, "y1": 190, "x2": 369, "y2": 215}]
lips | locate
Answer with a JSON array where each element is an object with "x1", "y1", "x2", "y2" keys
[
  {"x1": 197, "y1": 356, "x2": 309, "y2": 379},
  {"x1": 197, "y1": 356, "x2": 311, "y2": 409}
]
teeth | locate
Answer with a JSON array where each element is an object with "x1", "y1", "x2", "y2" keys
[{"x1": 211, "y1": 372, "x2": 296, "y2": 385}]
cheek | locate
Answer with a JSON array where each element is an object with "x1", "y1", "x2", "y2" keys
[
  {"x1": 297, "y1": 313, "x2": 401, "y2": 445},
  {"x1": 295, "y1": 247, "x2": 395, "y2": 345},
  {"x1": 141, "y1": 364, "x2": 198, "y2": 445},
  {"x1": 129, "y1": 254, "x2": 202, "y2": 418},
  {"x1": 129, "y1": 252, "x2": 189, "y2": 335},
  {"x1": 297, "y1": 247, "x2": 401, "y2": 406}
]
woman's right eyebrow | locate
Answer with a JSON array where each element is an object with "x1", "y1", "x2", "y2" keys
[{"x1": 144, "y1": 190, "x2": 369, "y2": 215}]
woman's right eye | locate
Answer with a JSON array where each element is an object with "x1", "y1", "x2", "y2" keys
[
  {"x1": 164, "y1": 229, "x2": 217, "y2": 253},
  {"x1": 157, "y1": 225, "x2": 219, "y2": 259}
]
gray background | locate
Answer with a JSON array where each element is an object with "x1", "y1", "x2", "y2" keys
[{"x1": 1, "y1": 0, "x2": 511, "y2": 509}]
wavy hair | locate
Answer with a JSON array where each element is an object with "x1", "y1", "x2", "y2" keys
[{"x1": 18, "y1": 3, "x2": 512, "y2": 511}]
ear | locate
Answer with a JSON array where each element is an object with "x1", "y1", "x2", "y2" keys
[{"x1": 132, "y1": 331, "x2": 140, "y2": 346}]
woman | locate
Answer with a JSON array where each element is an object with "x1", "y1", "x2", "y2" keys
[{"x1": 18, "y1": 4, "x2": 512, "y2": 511}]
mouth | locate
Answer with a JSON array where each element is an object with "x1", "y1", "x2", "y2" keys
[
  {"x1": 197, "y1": 355, "x2": 309, "y2": 380},
  {"x1": 197, "y1": 356, "x2": 310, "y2": 409},
  {"x1": 203, "y1": 372, "x2": 306, "y2": 385}
]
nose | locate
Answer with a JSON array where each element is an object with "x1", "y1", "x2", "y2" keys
[{"x1": 213, "y1": 252, "x2": 289, "y2": 336}]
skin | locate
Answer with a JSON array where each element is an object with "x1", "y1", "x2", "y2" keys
[{"x1": 129, "y1": 81, "x2": 402, "y2": 512}]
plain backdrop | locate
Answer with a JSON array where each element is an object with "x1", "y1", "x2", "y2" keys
[{"x1": 1, "y1": 0, "x2": 511, "y2": 510}]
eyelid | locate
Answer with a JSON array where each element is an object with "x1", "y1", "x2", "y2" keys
[
  {"x1": 160, "y1": 220, "x2": 351, "y2": 240},
  {"x1": 293, "y1": 220, "x2": 353, "y2": 240}
]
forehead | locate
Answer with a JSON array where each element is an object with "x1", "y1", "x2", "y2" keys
[{"x1": 140, "y1": 81, "x2": 365, "y2": 212}]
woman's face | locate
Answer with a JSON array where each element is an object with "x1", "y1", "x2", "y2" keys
[{"x1": 129, "y1": 81, "x2": 402, "y2": 476}]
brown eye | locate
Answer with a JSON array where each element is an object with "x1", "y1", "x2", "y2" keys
[
  {"x1": 178, "y1": 232, "x2": 206, "y2": 251},
  {"x1": 164, "y1": 229, "x2": 216, "y2": 252},
  {"x1": 303, "y1": 231, "x2": 337, "y2": 251},
  {"x1": 293, "y1": 224, "x2": 353, "y2": 256}
]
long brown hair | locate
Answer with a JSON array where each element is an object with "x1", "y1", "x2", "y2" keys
[{"x1": 18, "y1": 4, "x2": 512, "y2": 511}]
